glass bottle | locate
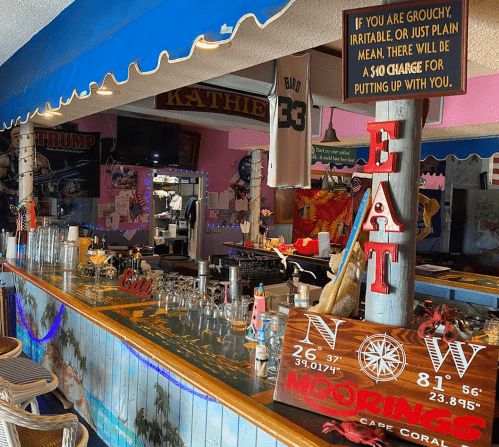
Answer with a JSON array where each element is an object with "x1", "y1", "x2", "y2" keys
[
  {"x1": 88, "y1": 235, "x2": 99, "y2": 254},
  {"x1": 114, "y1": 253, "x2": 124, "y2": 276},
  {"x1": 125, "y1": 249, "x2": 134, "y2": 271},
  {"x1": 100, "y1": 234, "x2": 108, "y2": 251},
  {"x1": 133, "y1": 248, "x2": 142, "y2": 274}
]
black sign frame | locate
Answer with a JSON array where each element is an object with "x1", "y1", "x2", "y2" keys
[{"x1": 342, "y1": 0, "x2": 468, "y2": 103}]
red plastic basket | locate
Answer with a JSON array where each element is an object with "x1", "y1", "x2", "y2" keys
[{"x1": 294, "y1": 238, "x2": 319, "y2": 256}]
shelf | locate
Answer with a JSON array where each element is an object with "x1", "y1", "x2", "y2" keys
[{"x1": 223, "y1": 242, "x2": 330, "y2": 266}]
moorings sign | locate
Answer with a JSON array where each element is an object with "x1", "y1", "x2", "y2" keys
[
  {"x1": 342, "y1": 0, "x2": 468, "y2": 102},
  {"x1": 274, "y1": 309, "x2": 498, "y2": 447}
]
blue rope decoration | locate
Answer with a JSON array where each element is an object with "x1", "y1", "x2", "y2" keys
[
  {"x1": 15, "y1": 293, "x2": 65, "y2": 344},
  {"x1": 122, "y1": 342, "x2": 217, "y2": 403}
]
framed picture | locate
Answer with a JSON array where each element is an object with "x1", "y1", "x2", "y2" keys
[
  {"x1": 179, "y1": 130, "x2": 201, "y2": 171},
  {"x1": 274, "y1": 188, "x2": 296, "y2": 224}
]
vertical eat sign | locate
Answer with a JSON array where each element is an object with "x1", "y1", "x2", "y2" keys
[{"x1": 362, "y1": 120, "x2": 403, "y2": 294}]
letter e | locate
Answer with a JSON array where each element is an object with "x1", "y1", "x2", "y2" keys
[{"x1": 364, "y1": 121, "x2": 399, "y2": 173}]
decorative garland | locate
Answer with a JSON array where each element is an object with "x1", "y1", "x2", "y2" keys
[
  {"x1": 15, "y1": 293, "x2": 65, "y2": 343},
  {"x1": 122, "y1": 342, "x2": 217, "y2": 403}
]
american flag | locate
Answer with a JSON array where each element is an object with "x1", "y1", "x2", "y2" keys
[{"x1": 490, "y1": 154, "x2": 499, "y2": 186}]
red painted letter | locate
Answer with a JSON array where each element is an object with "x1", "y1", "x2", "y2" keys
[
  {"x1": 364, "y1": 121, "x2": 399, "y2": 173},
  {"x1": 364, "y1": 242, "x2": 399, "y2": 294},
  {"x1": 363, "y1": 181, "x2": 404, "y2": 233}
]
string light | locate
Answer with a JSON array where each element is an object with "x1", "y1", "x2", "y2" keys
[
  {"x1": 122, "y1": 342, "x2": 217, "y2": 403},
  {"x1": 206, "y1": 223, "x2": 240, "y2": 229},
  {"x1": 15, "y1": 293, "x2": 65, "y2": 344}
]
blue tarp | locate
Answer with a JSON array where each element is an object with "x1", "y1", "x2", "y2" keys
[{"x1": 0, "y1": 0, "x2": 293, "y2": 129}]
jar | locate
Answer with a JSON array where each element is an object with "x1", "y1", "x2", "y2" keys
[{"x1": 257, "y1": 312, "x2": 273, "y2": 345}]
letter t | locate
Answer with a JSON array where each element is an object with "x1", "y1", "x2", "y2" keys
[{"x1": 364, "y1": 242, "x2": 399, "y2": 294}]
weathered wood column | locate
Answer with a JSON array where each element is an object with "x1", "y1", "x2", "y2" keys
[
  {"x1": 18, "y1": 122, "x2": 35, "y2": 220},
  {"x1": 364, "y1": 99, "x2": 423, "y2": 327},
  {"x1": 364, "y1": 0, "x2": 423, "y2": 327},
  {"x1": 249, "y1": 149, "x2": 262, "y2": 243}
]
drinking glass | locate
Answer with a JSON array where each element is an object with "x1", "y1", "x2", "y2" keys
[
  {"x1": 155, "y1": 275, "x2": 169, "y2": 301},
  {"x1": 87, "y1": 251, "x2": 115, "y2": 291},
  {"x1": 218, "y1": 280, "x2": 231, "y2": 317},
  {"x1": 265, "y1": 314, "x2": 288, "y2": 381},
  {"x1": 207, "y1": 280, "x2": 221, "y2": 302},
  {"x1": 224, "y1": 296, "x2": 250, "y2": 330},
  {"x1": 265, "y1": 334, "x2": 284, "y2": 382},
  {"x1": 483, "y1": 319, "x2": 499, "y2": 345}
]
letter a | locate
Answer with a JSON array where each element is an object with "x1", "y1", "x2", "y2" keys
[
  {"x1": 364, "y1": 121, "x2": 399, "y2": 173},
  {"x1": 363, "y1": 182, "x2": 404, "y2": 233}
]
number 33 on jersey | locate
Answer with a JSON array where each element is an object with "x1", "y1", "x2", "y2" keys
[{"x1": 268, "y1": 53, "x2": 313, "y2": 188}]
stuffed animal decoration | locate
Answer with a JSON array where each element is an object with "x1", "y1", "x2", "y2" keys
[{"x1": 309, "y1": 241, "x2": 366, "y2": 317}]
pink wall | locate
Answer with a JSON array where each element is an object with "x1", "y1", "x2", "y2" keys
[
  {"x1": 72, "y1": 114, "x2": 275, "y2": 256},
  {"x1": 74, "y1": 112, "x2": 116, "y2": 138},
  {"x1": 228, "y1": 108, "x2": 374, "y2": 149},
  {"x1": 229, "y1": 73, "x2": 499, "y2": 145},
  {"x1": 197, "y1": 126, "x2": 274, "y2": 214},
  {"x1": 428, "y1": 74, "x2": 499, "y2": 128}
]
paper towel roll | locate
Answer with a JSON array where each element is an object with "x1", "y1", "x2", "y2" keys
[
  {"x1": 168, "y1": 224, "x2": 177, "y2": 238},
  {"x1": 68, "y1": 226, "x2": 79, "y2": 244},
  {"x1": 6, "y1": 236, "x2": 16, "y2": 259},
  {"x1": 318, "y1": 232, "x2": 330, "y2": 258}
]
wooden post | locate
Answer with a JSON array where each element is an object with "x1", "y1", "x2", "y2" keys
[
  {"x1": 18, "y1": 122, "x2": 34, "y2": 220},
  {"x1": 364, "y1": 99, "x2": 422, "y2": 327},
  {"x1": 249, "y1": 149, "x2": 262, "y2": 243}
]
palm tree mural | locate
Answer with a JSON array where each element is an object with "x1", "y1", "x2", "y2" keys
[
  {"x1": 41, "y1": 302, "x2": 87, "y2": 373},
  {"x1": 135, "y1": 383, "x2": 184, "y2": 447}
]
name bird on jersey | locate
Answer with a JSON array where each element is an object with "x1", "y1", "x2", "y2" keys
[
  {"x1": 284, "y1": 77, "x2": 301, "y2": 92},
  {"x1": 268, "y1": 53, "x2": 312, "y2": 188}
]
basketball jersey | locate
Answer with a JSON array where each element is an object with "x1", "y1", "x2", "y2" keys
[{"x1": 268, "y1": 53, "x2": 312, "y2": 188}]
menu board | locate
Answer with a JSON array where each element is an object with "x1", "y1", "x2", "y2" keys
[
  {"x1": 274, "y1": 309, "x2": 498, "y2": 447},
  {"x1": 342, "y1": 0, "x2": 468, "y2": 102}
]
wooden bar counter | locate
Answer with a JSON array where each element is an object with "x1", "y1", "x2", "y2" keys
[{"x1": 3, "y1": 259, "x2": 364, "y2": 447}]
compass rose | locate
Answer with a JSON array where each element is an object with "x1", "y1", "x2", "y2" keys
[{"x1": 357, "y1": 333, "x2": 406, "y2": 382}]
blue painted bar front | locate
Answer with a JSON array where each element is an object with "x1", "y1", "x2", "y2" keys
[{"x1": 6, "y1": 262, "x2": 329, "y2": 447}]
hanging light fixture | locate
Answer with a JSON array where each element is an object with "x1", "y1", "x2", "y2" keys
[{"x1": 321, "y1": 107, "x2": 340, "y2": 143}]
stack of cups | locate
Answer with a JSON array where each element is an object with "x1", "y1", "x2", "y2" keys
[
  {"x1": 6, "y1": 236, "x2": 16, "y2": 259},
  {"x1": 318, "y1": 231, "x2": 331, "y2": 258},
  {"x1": 67, "y1": 226, "x2": 79, "y2": 244},
  {"x1": 60, "y1": 241, "x2": 79, "y2": 270}
]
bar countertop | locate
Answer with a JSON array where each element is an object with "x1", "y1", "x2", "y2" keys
[{"x1": 4, "y1": 259, "x2": 431, "y2": 447}]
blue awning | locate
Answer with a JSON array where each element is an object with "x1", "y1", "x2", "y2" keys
[
  {"x1": 0, "y1": 0, "x2": 294, "y2": 130},
  {"x1": 354, "y1": 136, "x2": 499, "y2": 162}
]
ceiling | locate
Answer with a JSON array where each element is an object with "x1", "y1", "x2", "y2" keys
[{"x1": 2, "y1": 0, "x2": 499, "y2": 146}]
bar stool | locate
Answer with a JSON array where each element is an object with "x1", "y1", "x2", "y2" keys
[
  {"x1": 0, "y1": 378, "x2": 88, "y2": 447},
  {"x1": 0, "y1": 357, "x2": 58, "y2": 414},
  {"x1": 0, "y1": 337, "x2": 22, "y2": 359}
]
